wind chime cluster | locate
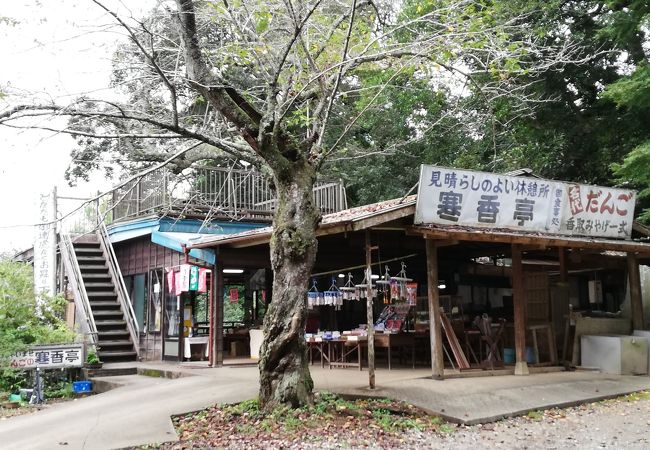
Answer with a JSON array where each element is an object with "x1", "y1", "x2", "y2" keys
[{"x1": 306, "y1": 262, "x2": 418, "y2": 310}]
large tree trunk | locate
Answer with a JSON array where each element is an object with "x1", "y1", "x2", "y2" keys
[{"x1": 258, "y1": 163, "x2": 320, "y2": 409}]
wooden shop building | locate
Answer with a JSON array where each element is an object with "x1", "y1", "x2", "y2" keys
[{"x1": 187, "y1": 165, "x2": 650, "y2": 377}]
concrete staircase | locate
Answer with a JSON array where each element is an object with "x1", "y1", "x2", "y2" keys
[{"x1": 73, "y1": 239, "x2": 137, "y2": 363}]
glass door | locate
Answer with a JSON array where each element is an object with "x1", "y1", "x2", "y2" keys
[{"x1": 162, "y1": 290, "x2": 181, "y2": 360}]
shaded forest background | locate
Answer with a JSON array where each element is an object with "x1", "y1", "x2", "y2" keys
[
  {"x1": 319, "y1": 1, "x2": 650, "y2": 218},
  {"x1": 56, "y1": 1, "x2": 650, "y2": 219}
]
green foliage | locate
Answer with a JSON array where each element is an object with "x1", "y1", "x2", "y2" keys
[
  {"x1": 606, "y1": 62, "x2": 650, "y2": 221},
  {"x1": 612, "y1": 142, "x2": 650, "y2": 222},
  {"x1": 86, "y1": 351, "x2": 101, "y2": 365},
  {"x1": 603, "y1": 64, "x2": 650, "y2": 111},
  {"x1": 0, "y1": 261, "x2": 75, "y2": 392},
  {"x1": 324, "y1": 67, "x2": 480, "y2": 205},
  {"x1": 42, "y1": 370, "x2": 74, "y2": 399}
]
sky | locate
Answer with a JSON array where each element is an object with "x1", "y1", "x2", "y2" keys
[{"x1": 0, "y1": 1, "x2": 153, "y2": 254}]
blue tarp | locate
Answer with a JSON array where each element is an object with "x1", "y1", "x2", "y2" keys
[{"x1": 151, "y1": 231, "x2": 216, "y2": 265}]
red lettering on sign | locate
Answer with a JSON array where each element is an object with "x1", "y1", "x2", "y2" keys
[
  {"x1": 599, "y1": 192, "x2": 614, "y2": 214},
  {"x1": 568, "y1": 185, "x2": 583, "y2": 216},
  {"x1": 585, "y1": 190, "x2": 600, "y2": 213},
  {"x1": 616, "y1": 193, "x2": 633, "y2": 216}
]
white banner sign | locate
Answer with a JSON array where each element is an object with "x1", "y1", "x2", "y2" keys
[
  {"x1": 10, "y1": 344, "x2": 84, "y2": 369},
  {"x1": 415, "y1": 166, "x2": 635, "y2": 239},
  {"x1": 34, "y1": 190, "x2": 57, "y2": 296}
]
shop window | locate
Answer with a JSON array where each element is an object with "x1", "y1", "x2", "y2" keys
[
  {"x1": 224, "y1": 284, "x2": 245, "y2": 325},
  {"x1": 193, "y1": 292, "x2": 209, "y2": 323},
  {"x1": 164, "y1": 292, "x2": 180, "y2": 338},
  {"x1": 148, "y1": 269, "x2": 163, "y2": 332}
]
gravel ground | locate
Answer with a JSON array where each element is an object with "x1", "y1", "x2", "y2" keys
[
  {"x1": 157, "y1": 391, "x2": 650, "y2": 450},
  {"x1": 405, "y1": 393, "x2": 650, "y2": 450}
]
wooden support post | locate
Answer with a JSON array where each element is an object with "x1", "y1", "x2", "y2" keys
[
  {"x1": 426, "y1": 239, "x2": 444, "y2": 379},
  {"x1": 213, "y1": 252, "x2": 224, "y2": 366},
  {"x1": 558, "y1": 247, "x2": 572, "y2": 363},
  {"x1": 628, "y1": 252, "x2": 644, "y2": 331},
  {"x1": 511, "y1": 244, "x2": 529, "y2": 375},
  {"x1": 365, "y1": 231, "x2": 375, "y2": 389},
  {"x1": 559, "y1": 248, "x2": 568, "y2": 283}
]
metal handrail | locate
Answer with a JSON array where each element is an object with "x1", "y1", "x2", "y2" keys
[
  {"x1": 98, "y1": 221, "x2": 140, "y2": 356},
  {"x1": 109, "y1": 166, "x2": 348, "y2": 222},
  {"x1": 60, "y1": 233, "x2": 98, "y2": 348}
]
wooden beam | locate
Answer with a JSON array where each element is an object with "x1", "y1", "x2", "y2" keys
[
  {"x1": 426, "y1": 239, "x2": 444, "y2": 379},
  {"x1": 511, "y1": 244, "x2": 529, "y2": 375},
  {"x1": 628, "y1": 253, "x2": 645, "y2": 330},
  {"x1": 434, "y1": 240, "x2": 459, "y2": 247},
  {"x1": 365, "y1": 231, "x2": 376, "y2": 389},
  {"x1": 352, "y1": 205, "x2": 416, "y2": 232},
  {"x1": 410, "y1": 226, "x2": 650, "y2": 254},
  {"x1": 633, "y1": 220, "x2": 650, "y2": 237}
]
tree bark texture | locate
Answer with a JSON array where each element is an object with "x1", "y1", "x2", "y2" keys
[{"x1": 258, "y1": 164, "x2": 320, "y2": 409}]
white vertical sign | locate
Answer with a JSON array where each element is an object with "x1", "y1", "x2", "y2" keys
[{"x1": 34, "y1": 188, "x2": 57, "y2": 296}]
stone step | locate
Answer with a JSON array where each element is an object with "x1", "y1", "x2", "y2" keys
[
  {"x1": 93, "y1": 310, "x2": 124, "y2": 318},
  {"x1": 95, "y1": 320, "x2": 127, "y2": 327},
  {"x1": 74, "y1": 246, "x2": 102, "y2": 254},
  {"x1": 79, "y1": 264, "x2": 108, "y2": 271},
  {"x1": 87, "y1": 291, "x2": 118, "y2": 298},
  {"x1": 98, "y1": 350, "x2": 137, "y2": 361},
  {"x1": 98, "y1": 330, "x2": 130, "y2": 339},
  {"x1": 84, "y1": 367, "x2": 138, "y2": 380},
  {"x1": 98, "y1": 340, "x2": 133, "y2": 348},
  {"x1": 76, "y1": 256, "x2": 106, "y2": 262},
  {"x1": 90, "y1": 300, "x2": 121, "y2": 308},
  {"x1": 81, "y1": 273, "x2": 112, "y2": 280},
  {"x1": 84, "y1": 282, "x2": 115, "y2": 290}
]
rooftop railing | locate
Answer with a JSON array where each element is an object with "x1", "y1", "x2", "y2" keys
[{"x1": 110, "y1": 166, "x2": 347, "y2": 223}]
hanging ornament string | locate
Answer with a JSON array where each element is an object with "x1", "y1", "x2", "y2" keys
[
  {"x1": 390, "y1": 262, "x2": 413, "y2": 301},
  {"x1": 375, "y1": 265, "x2": 391, "y2": 304},
  {"x1": 325, "y1": 277, "x2": 343, "y2": 310},
  {"x1": 307, "y1": 279, "x2": 322, "y2": 309},
  {"x1": 340, "y1": 272, "x2": 358, "y2": 301}
]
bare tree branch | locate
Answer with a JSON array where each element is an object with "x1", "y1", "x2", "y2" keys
[{"x1": 92, "y1": 0, "x2": 180, "y2": 128}]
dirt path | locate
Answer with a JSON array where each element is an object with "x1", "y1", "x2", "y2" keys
[{"x1": 409, "y1": 393, "x2": 650, "y2": 450}]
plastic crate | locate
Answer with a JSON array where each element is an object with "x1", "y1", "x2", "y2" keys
[{"x1": 72, "y1": 381, "x2": 93, "y2": 393}]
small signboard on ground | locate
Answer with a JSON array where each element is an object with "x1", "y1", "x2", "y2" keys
[{"x1": 10, "y1": 344, "x2": 85, "y2": 369}]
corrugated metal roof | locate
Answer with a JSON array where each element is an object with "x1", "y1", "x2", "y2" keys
[{"x1": 188, "y1": 195, "x2": 417, "y2": 249}]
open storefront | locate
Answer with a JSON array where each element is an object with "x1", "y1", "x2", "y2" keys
[{"x1": 189, "y1": 166, "x2": 650, "y2": 379}]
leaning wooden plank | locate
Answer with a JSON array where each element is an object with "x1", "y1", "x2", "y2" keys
[{"x1": 440, "y1": 313, "x2": 470, "y2": 370}]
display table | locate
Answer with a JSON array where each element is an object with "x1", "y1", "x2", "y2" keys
[
  {"x1": 374, "y1": 332, "x2": 417, "y2": 370},
  {"x1": 307, "y1": 340, "x2": 331, "y2": 367},
  {"x1": 307, "y1": 332, "x2": 429, "y2": 370},
  {"x1": 184, "y1": 336, "x2": 209, "y2": 360},
  {"x1": 307, "y1": 338, "x2": 364, "y2": 370},
  {"x1": 329, "y1": 338, "x2": 364, "y2": 370}
]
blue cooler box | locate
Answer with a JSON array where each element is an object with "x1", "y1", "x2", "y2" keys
[{"x1": 72, "y1": 381, "x2": 93, "y2": 393}]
